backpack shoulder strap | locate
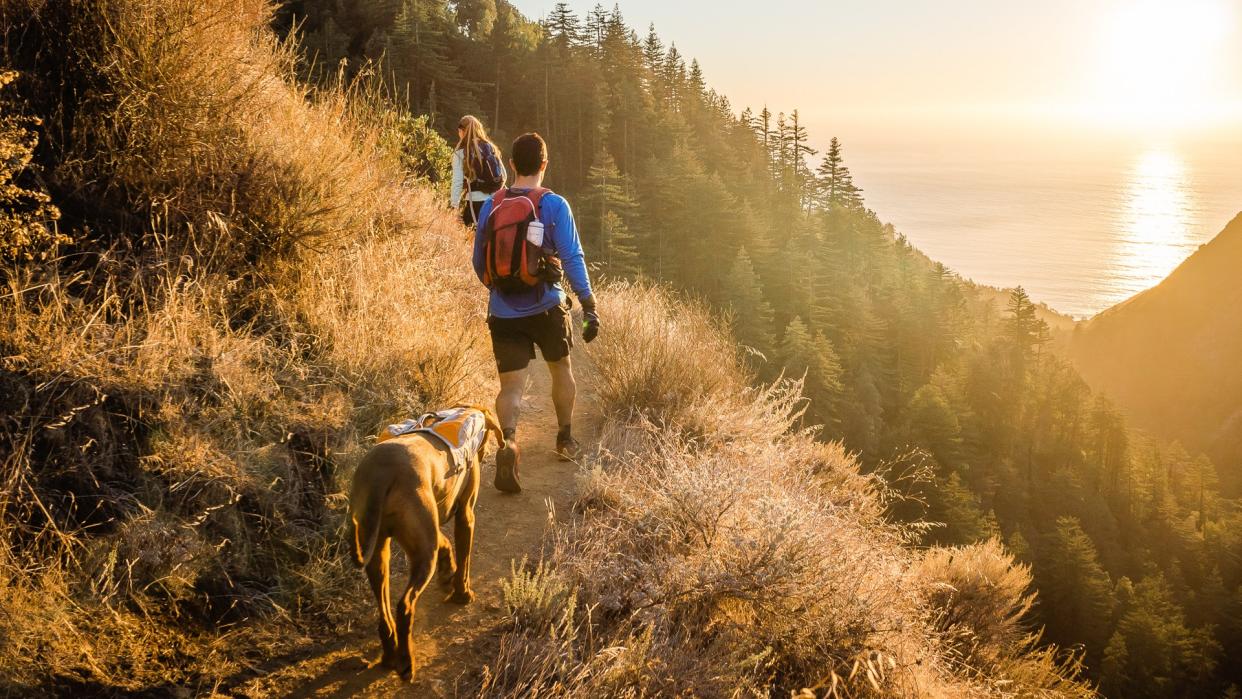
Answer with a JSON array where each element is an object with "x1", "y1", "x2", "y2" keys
[
  {"x1": 489, "y1": 188, "x2": 508, "y2": 211},
  {"x1": 527, "y1": 187, "x2": 551, "y2": 216}
]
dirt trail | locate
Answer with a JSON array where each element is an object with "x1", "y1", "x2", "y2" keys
[{"x1": 231, "y1": 369, "x2": 592, "y2": 698}]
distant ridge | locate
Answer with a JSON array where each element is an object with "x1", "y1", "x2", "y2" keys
[{"x1": 1071, "y1": 212, "x2": 1242, "y2": 483}]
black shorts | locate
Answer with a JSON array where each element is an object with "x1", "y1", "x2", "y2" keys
[{"x1": 488, "y1": 304, "x2": 573, "y2": 373}]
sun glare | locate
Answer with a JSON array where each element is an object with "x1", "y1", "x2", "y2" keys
[
  {"x1": 1108, "y1": 148, "x2": 1194, "y2": 306},
  {"x1": 1084, "y1": 0, "x2": 1236, "y2": 131}
]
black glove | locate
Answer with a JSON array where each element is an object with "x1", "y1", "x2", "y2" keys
[{"x1": 580, "y1": 295, "x2": 600, "y2": 343}]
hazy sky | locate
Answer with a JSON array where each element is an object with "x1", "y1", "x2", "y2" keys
[{"x1": 512, "y1": 0, "x2": 1242, "y2": 150}]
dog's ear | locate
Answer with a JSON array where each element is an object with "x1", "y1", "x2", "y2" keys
[{"x1": 481, "y1": 408, "x2": 506, "y2": 450}]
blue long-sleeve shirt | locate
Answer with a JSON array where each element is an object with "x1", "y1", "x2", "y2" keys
[{"x1": 472, "y1": 188, "x2": 593, "y2": 318}]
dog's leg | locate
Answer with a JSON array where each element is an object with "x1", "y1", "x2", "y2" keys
[
  {"x1": 363, "y1": 538, "x2": 398, "y2": 669},
  {"x1": 437, "y1": 532, "x2": 456, "y2": 590},
  {"x1": 447, "y1": 474, "x2": 478, "y2": 604},
  {"x1": 393, "y1": 499, "x2": 439, "y2": 681}
]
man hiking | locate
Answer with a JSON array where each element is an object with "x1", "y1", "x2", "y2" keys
[{"x1": 472, "y1": 132, "x2": 599, "y2": 493}]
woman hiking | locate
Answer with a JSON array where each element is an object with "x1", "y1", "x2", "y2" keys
[{"x1": 451, "y1": 115, "x2": 507, "y2": 227}]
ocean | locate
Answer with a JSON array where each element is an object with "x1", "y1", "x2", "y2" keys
[{"x1": 844, "y1": 133, "x2": 1242, "y2": 319}]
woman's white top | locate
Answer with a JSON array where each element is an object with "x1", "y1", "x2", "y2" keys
[{"x1": 451, "y1": 148, "x2": 507, "y2": 207}]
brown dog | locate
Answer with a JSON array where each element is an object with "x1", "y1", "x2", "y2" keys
[{"x1": 347, "y1": 406, "x2": 503, "y2": 680}]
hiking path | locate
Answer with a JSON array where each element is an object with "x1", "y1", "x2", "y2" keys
[{"x1": 230, "y1": 368, "x2": 592, "y2": 698}]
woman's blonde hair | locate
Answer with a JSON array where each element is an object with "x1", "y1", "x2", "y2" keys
[{"x1": 456, "y1": 115, "x2": 502, "y2": 185}]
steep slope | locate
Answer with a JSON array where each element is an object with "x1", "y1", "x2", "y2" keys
[{"x1": 1071, "y1": 213, "x2": 1242, "y2": 482}]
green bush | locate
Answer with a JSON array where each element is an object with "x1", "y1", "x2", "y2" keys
[{"x1": 382, "y1": 112, "x2": 452, "y2": 198}]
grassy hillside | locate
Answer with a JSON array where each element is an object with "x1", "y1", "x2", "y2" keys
[
  {"x1": 0, "y1": 1, "x2": 1095, "y2": 695},
  {"x1": 1, "y1": 0, "x2": 490, "y2": 690},
  {"x1": 1071, "y1": 213, "x2": 1242, "y2": 490}
]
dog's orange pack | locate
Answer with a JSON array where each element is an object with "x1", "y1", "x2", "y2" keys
[{"x1": 377, "y1": 405, "x2": 491, "y2": 471}]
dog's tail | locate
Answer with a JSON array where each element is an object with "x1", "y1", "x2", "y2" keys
[{"x1": 348, "y1": 461, "x2": 394, "y2": 568}]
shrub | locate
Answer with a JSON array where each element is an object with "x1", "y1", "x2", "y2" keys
[
  {"x1": 915, "y1": 540, "x2": 1035, "y2": 663},
  {"x1": 382, "y1": 112, "x2": 453, "y2": 196},
  {"x1": 478, "y1": 282, "x2": 1095, "y2": 698},
  {"x1": 0, "y1": 70, "x2": 66, "y2": 263}
]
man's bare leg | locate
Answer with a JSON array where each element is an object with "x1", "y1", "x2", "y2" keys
[
  {"x1": 547, "y1": 357, "x2": 579, "y2": 460},
  {"x1": 493, "y1": 368, "x2": 526, "y2": 493},
  {"x1": 547, "y1": 357, "x2": 575, "y2": 427},
  {"x1": 495, "y1": 368, "x2": 527, "y2": 434}
]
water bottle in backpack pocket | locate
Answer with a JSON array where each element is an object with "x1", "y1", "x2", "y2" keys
[{"x1": 526, "y1": 218, "x2": 544, "y2": 247}]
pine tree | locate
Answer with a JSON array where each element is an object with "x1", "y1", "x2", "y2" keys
[
  {"x1": 1036, "y1": 516, "x2": 1115, "y2": 656},
  {"x1": 1003, "y1": 286, "x2": 1051, "y2": 368},
  {"x1": 786, "y1": 109, "x2": 816, "y2": 208},
  {"x1": 908, "y1": 382, "x2": 963, "y2": 467},
  {"x1": 641, "y1": 23, "x2": 663, "y2": 76},
  {"x1": 687, "y1": 59, "x2": 706, "y2": 100},
  {"x1": 303, "y1": 14, "x2": 351, "y2": 73},
  {"x1": 805, "y1": 330, "x2": 845, "y2": 430},
  {"x1": 1102, "y1": 574, "x2": 1222, "y2": 698},
  {"x1": 662, "y1": 43, "x2": 686, "y2": 109},
  {"x1": 584, "y1": 3, "x2": 608, "y2": 55},
  {"x1": 599, "y1": 210, "x2": 639, "y2": 277},
  {"x1": 453, "y1": 0, "x2": 497, "y2": 36},
  {"x1": 779, "y1": 316, "x2": 814, "y2": 373},
  {"x1": 580, "y1": 145, "x2": 641, "y2": 276},
  {"x1": 1088, "y1": 395, "x2": 1131, "y2": 505},
  {"x1": 546, "y1": 2, "x2": 582, "y2": 50},
  {"x1": 725, "y1": 248, "x2": 776, "y2": 354},
  {"x1": 387, "y1": 0, "x2": 473, "y2": 122},
  {"x1": 927, "y1": 472, "x2": 999, "y2": 545},
  {"x1": 484, "y1": 1, "x2": 527, "y2": 128},
  {"x1": 1006, "y1": 529, "x2": 1033, "y2": 563},
  {"x1": 814, "y1": 137, "x2": 863, "y2": 210},
  {"x1": 753, "y1": 106, "x2": 774, "y2": 175}
]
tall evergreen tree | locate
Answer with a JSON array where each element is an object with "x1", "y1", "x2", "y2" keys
[
  {"x1": 580, "y1": 145, "x2": 641, "y2": 276},
  {"x1": 598, "y1": 210, "x2": 639, "y2": 278},
  {"x1": 1036, "y1": 517, "x2": 1115, "y2": 656},
  {"x1": 1102, "y1": 574, "x2": 1222, "y2": 698},
  {"x1": 814, "y1": 137, "x2": 863, "y2": 210},
  {"x1": 725, "y1": 248, "x2": 776, "y2": 353}
]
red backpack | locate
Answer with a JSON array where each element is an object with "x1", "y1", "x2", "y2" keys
[{"x1": 482, "y1": 188, "x2": 554, "y2": 293}]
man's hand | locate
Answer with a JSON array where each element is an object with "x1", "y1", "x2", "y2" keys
[{"x1": 581, "y1": 295, "x2": 600, "y2": 343}]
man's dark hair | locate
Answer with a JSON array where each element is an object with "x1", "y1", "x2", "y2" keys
[{"x1": 511, "y1": 132, "x2": 548, "y2": 176}]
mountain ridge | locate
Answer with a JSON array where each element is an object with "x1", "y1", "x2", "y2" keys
[{"x1": 1071, "y1": 211, "x2": 1242, "y2": 483}]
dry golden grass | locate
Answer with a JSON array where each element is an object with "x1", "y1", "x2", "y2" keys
[
  {"x1": 478, "y1": 283, "x2": 1095, "y2": 698},
  {"x1": 0, "y1": 0, "x2": 489, "y2": 692}
]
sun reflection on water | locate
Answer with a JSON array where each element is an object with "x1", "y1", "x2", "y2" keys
[{"x1": 1109, "y1": 148, "x2": 1195, "y2": 305}]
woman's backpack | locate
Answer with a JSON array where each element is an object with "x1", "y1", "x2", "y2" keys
[
  {"x1": 482, "y1": 188, "x2": 553, "y2": 293},
  {"x1": 467, "y1": 142, "x2": 504, "y2": 195}
]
